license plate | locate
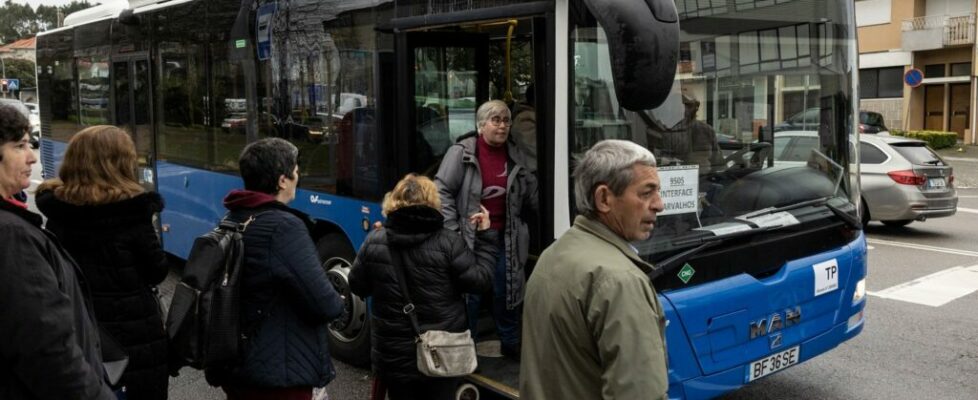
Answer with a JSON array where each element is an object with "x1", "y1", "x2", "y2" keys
[
  {"x1": 746, "y1": 346, "x2": 799, "y2": 382},
  {"x1": 928, "y1": 178, "x2": 946, "y2": 188}
]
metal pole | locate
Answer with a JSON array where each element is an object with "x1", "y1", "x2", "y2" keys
[{"x1": 0, "y1": 55, "x2": 6, "y2": 99}]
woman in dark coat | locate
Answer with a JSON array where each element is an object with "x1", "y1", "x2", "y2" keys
[
  {"x1": 349, "y1": 174, "x2": 495, "y2": 400},
  {"x1": 218, "y1": 138, "x2": 344, "y2": 400},
  {"x1": 37, "y1": 125, "x2": 169, "y2": 400}
]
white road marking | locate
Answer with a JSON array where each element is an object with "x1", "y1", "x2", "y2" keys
[
  {"x1": 868, "y1": 265, "x2": 978, "y2": 306},
  {"x1": 30, "y1": 179, "x2": 42, "y2": 185},
  {"x1": 866, "y1": 238, "x2": 978, "y2": 257},
  {"x1": 957, "y1": 207, "x2": 978, "y2": 214},
  {"x1": 957, "y1": 195, "x2": 978, "y2": 198},
  {"x1": 867, "y1": 245, "x2": 875, "y2": 250},
  {"x1": 943, "y1": 156, "x2": 978, "y2": 162}
]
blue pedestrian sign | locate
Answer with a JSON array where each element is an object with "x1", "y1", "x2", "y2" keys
[
  {"x1": 0, "y1": 78, "x2": 18, "y2": 92},
  {"x1": 904, "y1": 68, "x2": 923, "y2": 88}
]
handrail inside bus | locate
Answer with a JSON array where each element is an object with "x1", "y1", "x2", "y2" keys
[
  {"x1": 478, "y1": 19, "x2": 519, "y2": 103},
  {"x1": 391, "y1": 1, "x2": 549, "y2": 32}
]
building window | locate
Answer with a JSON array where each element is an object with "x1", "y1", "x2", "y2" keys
[
  {"x1": 860, "y1": 67, "x2": 903, "y2": 99},
  {"x1": 855, "y1": 0, "x2": 892, "y2": 27},
  {"x1": 951, "y1": 62, "x2": 972, "y2": 76},
  {"x1": 925, "y1": 64, "x2": 946, "y2": 78}
]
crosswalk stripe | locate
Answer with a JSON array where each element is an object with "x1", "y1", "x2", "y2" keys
[
  {"x1": 957, "y1": 207, "x2": 978, "y2": 214},
  {"x1": 868, "y1": 265, "x2": 978, "y2": 307},
  {"x1": 866, "y1": 238, "x2": 978, "y2": 258}
]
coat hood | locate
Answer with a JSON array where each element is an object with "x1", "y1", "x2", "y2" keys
[
  {"x1": 36, "y1": 190, "x2": 163, "y2": 229},
  {"x1": 384, "y1": 205, "x2": 444, "y2": 246}
]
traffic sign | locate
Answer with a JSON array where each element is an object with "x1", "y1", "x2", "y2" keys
[
  {"x1": 0, "y1": 78, "x2": 19, "y2": 92},
  {"x1": 904, "y1": 68, "x2": 923, "y2": 88}
]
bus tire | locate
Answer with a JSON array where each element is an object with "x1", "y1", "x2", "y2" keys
[
  {"x1": 455, "y1": 383, "x2": 480, "y2": 400},
  {"x1": 317, "y1": 233, "x2": 371, "y2": 368}
]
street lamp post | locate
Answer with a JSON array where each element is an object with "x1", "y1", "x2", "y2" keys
[{"x1": 0, "y1": 55, "x2": 6, "y2": 99}]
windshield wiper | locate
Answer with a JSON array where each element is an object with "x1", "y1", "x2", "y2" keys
[
  {"x1": 648, "y1": 196, "x2": 861, "y2": 280},
  {"x1": 824, "y1": 199, "x2": 862, "y2": 230},
  {"x1": 740, "y1": 196, "x2": 832, "y2": 219},
  {"x1": 649, "y1": 223, "x2": 773, "y2": 280},
  {"x1": 742, "y1": 196, "x2": 861, "y2": 230}
]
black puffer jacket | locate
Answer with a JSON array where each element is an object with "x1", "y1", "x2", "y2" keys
[
  {"x1": 37, "y1": 190, "x2": 170, "y2": 400},
  {"x1": 349, "y1": 205, "x2": 495, "y2": 383},
  {"x1": 0, "y1": 199, "x2": 114, "y2": 400},
  {"x1": 221, "y1": 190, "x2": 345, "y2": 389}
]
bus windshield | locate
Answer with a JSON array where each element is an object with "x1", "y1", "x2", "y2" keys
[{"x1": 570, "y1": 0, "x2": 857, "y2": 258}]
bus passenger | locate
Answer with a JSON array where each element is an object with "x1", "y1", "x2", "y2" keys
[
  {"x1": 435, "y1": 99, "x2": 539, "y2": 359},
  {"x1": 37, "y1": 125, "x2": 170, "y2": 400},
  {"x1": 510, "y1": 84, "x2": 537, "y2": 172},
  {"x1": 218, "y1": 138, "x2": 344, "y2": 400},
  {"x1": 348, "y1": 174, "x2": 495, "y2": 400},
  {"x1": 0, "y1": 105, "x2": 115, "y2": 399},
  {"x1": 521, "y1": 139, "x2": 668, "y2": 400},
  {"x1": 647, "y1": 94, "x2": 723, "y2": 173}
]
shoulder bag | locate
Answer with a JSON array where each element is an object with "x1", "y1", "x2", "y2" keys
[{"x1": 387, "y1": 241, "x2": 477, "y2": 377}]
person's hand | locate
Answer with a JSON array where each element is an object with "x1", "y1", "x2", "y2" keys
[{"x1": 468, "y1": 205, "x2": 490, "y2": 231}]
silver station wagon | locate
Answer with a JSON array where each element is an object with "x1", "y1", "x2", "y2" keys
[{"x1": 772, "y1": 131, "x2": 958, "y2": 227}]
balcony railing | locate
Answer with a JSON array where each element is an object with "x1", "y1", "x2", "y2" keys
[{"x1": 902, "y1": 13, "x2": 976, "y2": 48}]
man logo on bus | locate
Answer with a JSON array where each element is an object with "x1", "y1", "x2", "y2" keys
[{"x1": 749, "y1": 307, "x2": 801, "y2": 339}]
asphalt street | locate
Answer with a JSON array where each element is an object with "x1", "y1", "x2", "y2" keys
[{"x1": 24, "y1": 146, "x2": 978, "y2": 399}]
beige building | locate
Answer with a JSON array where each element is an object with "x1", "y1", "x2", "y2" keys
[{"x1": 857, "y1": 0, "x2": 978, "y2": 144}]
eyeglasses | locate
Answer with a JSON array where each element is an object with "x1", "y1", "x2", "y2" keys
[{"x1": 489, "y1": 116, "x2": 512, "y2": 126}]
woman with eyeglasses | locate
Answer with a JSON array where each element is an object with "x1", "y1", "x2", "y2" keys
[{"x1": 434, "y1": 99, "x2": 539, "y2": 360}]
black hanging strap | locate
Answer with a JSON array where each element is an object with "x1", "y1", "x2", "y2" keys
[{"x1": 387, "y1": 241, "x2": 423, "y2": 337}]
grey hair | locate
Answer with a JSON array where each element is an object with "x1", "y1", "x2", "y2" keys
[
  {"x1": 573, "y1": 139, "x2": 657, "y2": 217},
  {"x1": 476, "y1": 100, "x2": 511, "y2": 131}
]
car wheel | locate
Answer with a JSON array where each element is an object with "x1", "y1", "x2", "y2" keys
[
  {"x1": 859, "y1": 199, "x2": 870, "y2": 227},
  {"x1": 882, "y1": 219, "x2": 913, "y2": 228},
  {"x1": 316, "y1": 232, "x2": 371, "y2": 368}
]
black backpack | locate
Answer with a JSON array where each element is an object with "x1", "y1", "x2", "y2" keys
[{"x1": 166, "y1": 214, "x2": 260, "y2": 384}]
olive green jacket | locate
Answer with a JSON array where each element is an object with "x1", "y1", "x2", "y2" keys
[{"x1": 520, "y1": 216, "x2": 668, "y2": 400}]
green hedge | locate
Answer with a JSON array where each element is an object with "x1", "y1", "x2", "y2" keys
[{"x1": 887, "y1": 129, "x2": 958, "y2": 150}]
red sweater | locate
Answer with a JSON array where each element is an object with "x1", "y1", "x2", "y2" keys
[{"x1": 477, "y1": 136, "x2": 508, "y2": 230}]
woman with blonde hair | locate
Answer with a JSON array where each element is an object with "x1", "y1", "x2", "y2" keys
[
  {"x1": 37, "y1": 125, "x2": 169, "y2": 400},
  {"x1": 349, "y1": 174, "x2": 495, "y2": 400}
]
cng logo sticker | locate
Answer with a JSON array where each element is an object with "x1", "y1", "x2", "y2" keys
[
  {"x1": 677, "y1": 263, "x2": 695, "y2": 284},
  {"x1": 813, "y1": 259, "x2": 839, "y2": 296}
]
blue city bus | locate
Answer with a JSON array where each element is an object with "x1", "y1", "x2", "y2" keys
[{"x1": 37, "y1": 0, "x2": 866, "y2": 398}]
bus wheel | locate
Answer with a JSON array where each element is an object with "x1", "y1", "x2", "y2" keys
[
  {"x1": 455, "y1": 383, "x2": 480, "y2": 400},
  {"x1": 317, "y1": 233, "x2": 371, "y2": 368}
]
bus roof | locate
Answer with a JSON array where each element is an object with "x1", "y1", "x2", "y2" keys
[
  {"x1": 60, "y1": 0, "x2": 197, "y2": 28},
  {"x1": 62, "y1": 0, "x2": 127, "y2": 27}
]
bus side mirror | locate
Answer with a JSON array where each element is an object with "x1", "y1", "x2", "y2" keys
[{"x1": 583, "y1": 0, "x2": 679, "y2": 111}]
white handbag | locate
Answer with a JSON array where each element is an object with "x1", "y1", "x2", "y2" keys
[
  {"x1": 416, "y1": 329, "x2": 478, "y2": 377},
  {"x1": 389, "y1": 244, "x2": 478, "y2": 377}
]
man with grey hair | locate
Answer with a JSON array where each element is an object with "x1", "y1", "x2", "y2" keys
[{"x1": 520, "y1": 139, "x2": 668, "y2": 400}]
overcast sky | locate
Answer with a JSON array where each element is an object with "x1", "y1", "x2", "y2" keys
[{"x1": 11, "y1": 0, "x2": 102, "y2": 9}]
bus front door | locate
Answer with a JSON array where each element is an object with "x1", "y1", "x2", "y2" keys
[
  {"x1": 396, "y1": 32, "x2": 490, "y2": 177},
  {"x1": 112, "y1": 56, "x2": 157, "y2": 192}
]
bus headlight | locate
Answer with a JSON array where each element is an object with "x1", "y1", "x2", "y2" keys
[{"x1": 852, "y1": 278, "x2": 866, "y2": 304}]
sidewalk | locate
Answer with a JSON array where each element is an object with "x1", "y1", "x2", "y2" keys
[{"x1": 935, "y1": 144, "x2": 978, "y2": 189}]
